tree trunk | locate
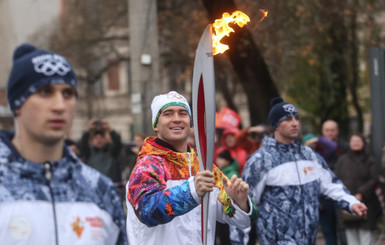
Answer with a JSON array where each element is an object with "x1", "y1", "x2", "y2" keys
[
  {"x1": 201, "y1": 0, "x2": 279, "y2": 125},
  {"x1": 348, "y1": 7, "x2": 363, "y2": 133}
]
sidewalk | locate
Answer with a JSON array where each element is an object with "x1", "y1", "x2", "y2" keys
[{"x1": 315, "y1": 229, "x2": 385, "y2": 245}]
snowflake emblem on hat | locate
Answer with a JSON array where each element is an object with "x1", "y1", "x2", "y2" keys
[
  {"x1": 167, "y1": 92, "x2": 187, "y2": 102},
  {"x1": 283, "y1": 104, "x2": 297, "y2": 113}
]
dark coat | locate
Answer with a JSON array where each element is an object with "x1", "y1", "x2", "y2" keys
[{"x1": 335, "y1": 150, "x2": 381, "y2": 230}]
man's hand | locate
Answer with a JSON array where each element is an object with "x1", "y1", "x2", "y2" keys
[
  {"x1": 194, "y1": 170, "x2": 215, "y2": 197},
  {"x1": 86, "y1": 119, "x2": 96, "y2": 132},
  {"x1": 355, "y1": 193, "x2": 363, "y2": 201},
  {"x1": 223, "y1": 175, "x2": 250, "y2": 212},
  {"x1": 101, "y1": 119, "x2": 111, "y2": 133},
  {"x1": 351, "y1": 203, "x2": 367, "y2": 217}
]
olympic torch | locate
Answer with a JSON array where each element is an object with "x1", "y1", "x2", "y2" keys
[
  {"x1": 192, "y1": 24, "x2": 215, "y2": 245},
  {"x1": 192, "y1": 10, "x2": 265, "y2": 245}
]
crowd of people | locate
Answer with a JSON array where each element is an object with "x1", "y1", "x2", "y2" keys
[{"x1": 0, "y1": 43, "x2": 383, "y2": 245}]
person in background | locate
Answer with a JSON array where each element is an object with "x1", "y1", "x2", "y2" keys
[
  {"x1": 64, "y1": 138, "x2": 81, "y2": 157},
  {"x1": 216, "y1": 127, "x2": 247, "y2": 175},
  {"x1": 381, "y1": 145, "x2": 385, "y2": 173},
  {"x1": 320, "y1": 120, "x2": 349, "y2": 169},
  {"x1": 302, "y1": 133, "x2": 319, "y2": 149},
  {"x1": 187, "y1": 127, "x2": 196, "y2": 149},
  {"x1": 241, "y1": 97, "x2": 367, "y2": 245},
  {"x1": 0, "y1": 43, "x2": 127, "y2": 244},
  {"x1": 335, "y1": 134, "x2": 381, "y2": 245},
  {"x1": 216, "y1": 149, "x2": 239, "y2": 179},
  {"x1": 236, "y1": 124, "x2": 269, "y2": 157},
  {"x1": 302, "y1": 133, "x2": 338, "y2": 159},
  {"x1": 79, "y1": 118, "x2": 123, "y2": 186},
  {"x1": 121, "y1": 133, "x2": 145, "y2": 181},
  {"x1": 126, "y1": 91, "x2": 257, "y2": 245},
  {"x1": 319, "y1": 119, "x2": 350, "y2": 245}
]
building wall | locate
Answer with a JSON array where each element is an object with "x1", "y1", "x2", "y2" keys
[
  {"x1": 0, "y1": 1, "x2": 135, "y2": 142},
  {"x1": 0, "y1": 0, "x2": 61, "y2": 89}
]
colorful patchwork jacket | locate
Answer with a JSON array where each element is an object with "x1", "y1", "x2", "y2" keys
[
  {"x1": 0, "y1": 130, "x2": 128, "y2": 245},
  {"x1": 126, "y1": 137, "x2": 257, "y2": 245},
  {"x1": 242, "y1": 136, "x2": 359, "y2": 245}
]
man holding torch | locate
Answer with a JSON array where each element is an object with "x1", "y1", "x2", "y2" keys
[{"x1": 126, "y1": 91, "x2": 257, "y2": 245}]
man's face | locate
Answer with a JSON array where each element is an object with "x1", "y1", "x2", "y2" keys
[
  {"x1": 90, "y1": 132, "x2": 107, "y2": 149},
  {"x1": 154, "y1": 105, "x2": 191, "y2": 149},
  {"x1": 15, "y1": 84, "x2": 76, "y2": 145},
  {"x1": 322, "y1": 121, "x2": 339, "y2": 141},
  {"x1": 275, "y1": 116, "x2": 300, "y2": 144}
]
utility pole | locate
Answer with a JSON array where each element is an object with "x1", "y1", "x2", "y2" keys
[
  {"x1": 369, "y1": 48, "x2": 385, "y2": 166},
  {"x1": 128, "y1": 0, "x2": 160, "y2": 136}
]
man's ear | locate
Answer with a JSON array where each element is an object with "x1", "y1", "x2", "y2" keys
[{"x1": 154, "y1": 126, "x2": 159, "y2": 134}]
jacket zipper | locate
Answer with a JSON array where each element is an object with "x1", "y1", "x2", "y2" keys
[
  {"x1": 186, "y1": 152, "x2": 192, "y2": 177},
  {"x1": 292, "y1": 149, "x2": 307, "y2": 234},
  {"x1": 45, "y1": 162, "x2": 59, "y2": 245}
]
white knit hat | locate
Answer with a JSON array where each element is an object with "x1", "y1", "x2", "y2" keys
[{"x1": 151, "y1": 91, "x2": 192, "y2": 128}]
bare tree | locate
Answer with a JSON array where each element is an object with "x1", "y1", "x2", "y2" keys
[{"x1": 46, "y1": 0, "x2": 129, "y2": 118}]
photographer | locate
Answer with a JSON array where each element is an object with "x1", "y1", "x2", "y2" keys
[{"x1": 79, "y1": 119, "x2": 123, "y2": 185}]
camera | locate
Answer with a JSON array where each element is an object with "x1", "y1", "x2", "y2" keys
[{"x1": 93, "y1": 120, "x2": 103, "y2": 127}]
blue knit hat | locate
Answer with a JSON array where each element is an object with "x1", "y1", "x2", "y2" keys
[
  {"x1": 268, "y1": 97, "x2": 298, "y2": 129},
  {"x1": 7, "y1": 43, "x2": 77, "y2": 114}
]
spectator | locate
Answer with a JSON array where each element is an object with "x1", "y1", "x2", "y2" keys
[
  {"x1": 65, "y1": 138, "x2": 81, "y2": 157},
  {"x1": 125, "y1": 91, "x2": 257, "y2": 245},
  {"x1": 187, "y1": 127, "x2": 196, "y2": 149},
  {"x1": 335, "y1": 134, "x2": 381, "y2": 245},
  {"x1": 319, "y1": 120, "x2": 350, "y2": 245},
  {"x1": 216, "y1": 149, "x2": 239, "y2": 178},
  {"x1": 320, "y1": 120, "x2": 349, "y2": 169},
  {"x1": 382, "y1": 145, "x2": 385, "y2": 173},
  {"x1": 302, "y1": 133, "x2": 318, "y2": 149},
  {"x1": 236, "y1": 124, "x2": 269, "y2": 157},
  {"x1": 0, "y1": 43, "x2": 127, "y2": 244},
  {"x1": 216, "y1": 127, "x2": 247, "y2": 175},
  {"x1": 241, "y1": 97, "x2": 367, "y2": 244},
  {"x1": 121, "y1": 133, "x2": 145, "y2": 181},
  {"x1": 79, "y1": 119, "x2": 123, "y2": 185}
]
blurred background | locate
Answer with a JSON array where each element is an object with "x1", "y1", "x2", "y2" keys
[{"x1": 1, "y1": 0, "x2": 385, "y2": 162}]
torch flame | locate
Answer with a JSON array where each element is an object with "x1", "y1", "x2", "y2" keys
[
  {"x1": 259, "y1": 9, "x2": 268, "y2": 22},
  {"x1": 212, "y1": 11, "x2": 250, "y2": 55}
]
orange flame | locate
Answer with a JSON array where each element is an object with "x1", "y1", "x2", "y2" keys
[
  {"x1": 212, "y1": 11, "x2": 250, "y2": 55},
  {"x1": 259, "y1": 9, "x2": 268, "y2": 22}
]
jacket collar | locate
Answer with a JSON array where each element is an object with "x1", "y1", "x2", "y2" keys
[{"x1": 0, "y1": 130, "x2": 79, "y2": 181}]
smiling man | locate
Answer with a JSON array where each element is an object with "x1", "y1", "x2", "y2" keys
[
  {"x1": 0, "y1": 43, "x2": 127, "y2": 245},
  {"x1": 126, "y1": 91, "x2": 257, "y2": 245},
  {"x1": 240, "y1": 97, "x2": 367, "y2": 245}
]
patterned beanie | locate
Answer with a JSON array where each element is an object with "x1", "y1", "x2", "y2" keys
[
  {"x1": 151, "y1": 91, "x2": 192, "y2": 128},
  {"x1": 7, "y1": 43, "x2": 77, "y2": 114},
  {"x1": 268, "y1": 97, "x2": 298, "y2": 129}
]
